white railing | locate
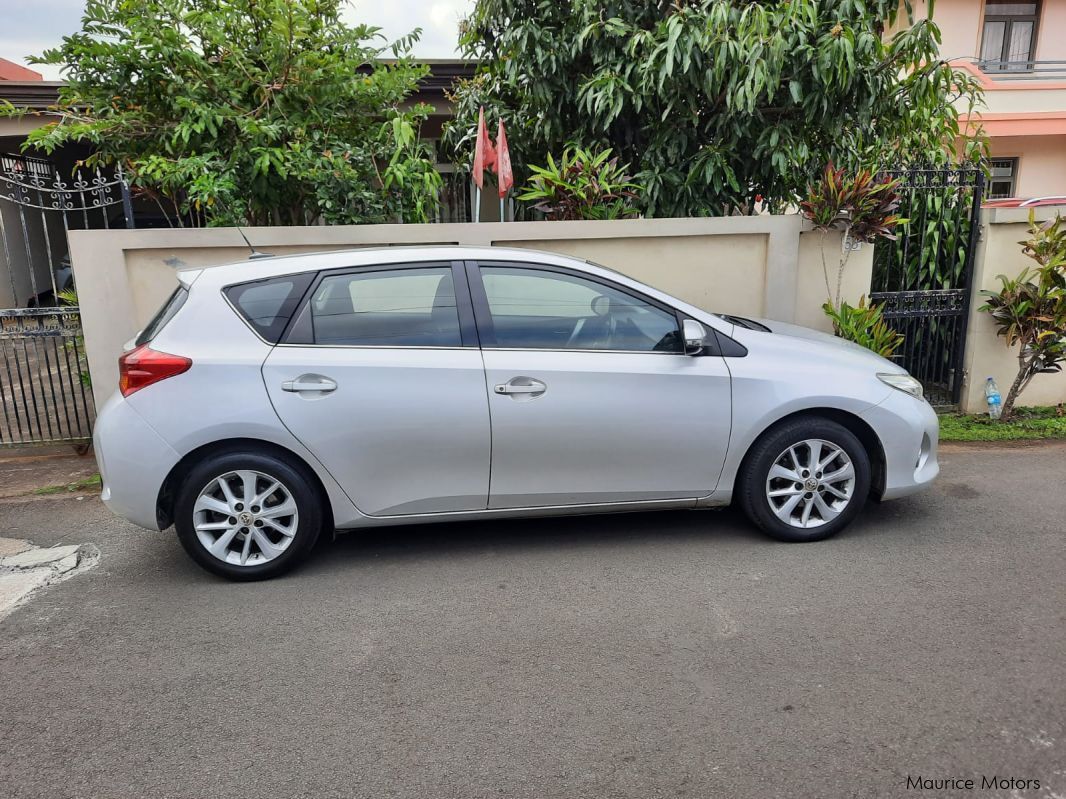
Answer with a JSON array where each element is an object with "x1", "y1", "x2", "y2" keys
[{"x1": 972, "y1": 58, "x2": 1066, "y2": 81}]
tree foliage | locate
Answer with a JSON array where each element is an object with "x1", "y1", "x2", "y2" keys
[
  {"x1": 980, "y1": 213, "x2": 1066, "y2": 420},
  {"x1": 12, "y1": 0, "x2": 442, "y2": 226},
  {"x1": 447, "y1": 0, "x2": 983, "y2": 218}
]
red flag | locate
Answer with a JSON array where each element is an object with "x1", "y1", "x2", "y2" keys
[
  {"x1": 495, "y1": 118, "x2": 513, "y2": 198},
  {"x1": 472, "y1": 107, "x2": 496, "y2": 190}
]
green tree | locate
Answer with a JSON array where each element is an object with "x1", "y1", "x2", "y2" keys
[
  {"x1": 9, "y1": 0, "x2": 442, "y2": 226},
  {"x1": 447, "y1": 1, "x2": 983, "y2": 218}
]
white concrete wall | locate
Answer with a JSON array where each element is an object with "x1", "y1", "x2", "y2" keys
[
  {"x1": 68, "y1": 217, "x2": 873, "y2": 406},
  {"x1": 960, "y1": 206, "x2": 1066, "y2": 413}
]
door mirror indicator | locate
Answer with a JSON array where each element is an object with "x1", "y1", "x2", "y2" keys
[{"x1": 683, "y1": 319, "x2": 707, "y2": 355}]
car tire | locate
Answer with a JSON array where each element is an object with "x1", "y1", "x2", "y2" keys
[
  {"x1": 175, "y1": 451, "x2": 323, "y2": 580},
  {"x1": 738, "y1": 417, "x2": 871, "y2": 543}
]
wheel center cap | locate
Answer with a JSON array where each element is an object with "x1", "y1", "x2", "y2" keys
[
  {"x1": 804, "y1": 478, "x2": 819, "y2": 491},
  {"x1": 238, "y1": 512, "x2": 254, "y2": 525}
]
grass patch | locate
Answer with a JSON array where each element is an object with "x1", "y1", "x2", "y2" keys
[
  {"x1": 940, "y1": 405, "x2": 1066, "y2": 442},
  {"x1": 34, "y1": 473, "x2": 102, "y2": 495}
]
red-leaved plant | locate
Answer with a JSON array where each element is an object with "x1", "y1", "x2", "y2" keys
[
  {"x1": 979, "y1": 212, "x2": 1066, "y2": 420},
  {"x1": 801, "y1": 163, "x2": 906, "y2": 357},
  {"x1": 518, "y1": 146, "x2": 641, "y2": 221}
]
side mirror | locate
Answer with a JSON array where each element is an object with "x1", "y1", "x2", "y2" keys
[{"x1": 683, "y1": 319, "x2": 707, "y2": 355}]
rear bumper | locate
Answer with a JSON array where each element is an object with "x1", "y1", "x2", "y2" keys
[
  {"x1": 93, "y1": 393, "x2": 180, "y2": 531},
  {"x1": 861, "y1": 389, "x2": 940, "y2": 501}
]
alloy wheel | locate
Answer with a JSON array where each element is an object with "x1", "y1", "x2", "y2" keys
[
  {"x1": 764, "y1": 439, "x2": 856, "y2": 529},
  {"x1": 192, "y1": 470, "x2": 299, "y2": 566}
]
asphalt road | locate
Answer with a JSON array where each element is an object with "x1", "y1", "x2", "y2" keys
[{"x1": 1, "y1": 443, "x2": 1064, "y2": 799}]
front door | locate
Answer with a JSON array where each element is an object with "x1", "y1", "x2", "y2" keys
[
  {"x1": 470, "y1": 262, "x2": 732, "y2": 509},
  {"x1": 263, "y1": 263, "x2": 490, "y2": 516}
]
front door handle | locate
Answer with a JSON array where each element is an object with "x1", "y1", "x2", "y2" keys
[
  {"x1": 281, "y1": 374, "x2": 337, "y2": 394},
  {"x1": 494, "y1": 377, "x2": 547, "y2": 396}
]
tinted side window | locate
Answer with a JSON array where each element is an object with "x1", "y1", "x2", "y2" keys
[
  {"x1": 480, "y1": 266, "x2": 681, "y2": 352},
  {"x1": 224, "y1": 274, "x2": 313, "y2": 343},
  {"x1": 309, "y1": 267, "x2": 462, "y2": 347},
  {"x1": 136, "y1": 287, "x2": 188, "y2": 346}
]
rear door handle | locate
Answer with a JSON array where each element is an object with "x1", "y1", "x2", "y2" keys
[
  {"x1": 494, "y1": 377, "x2": 547, "y2": 396},
  {"x1": 281, "y1": 374, "x2": 337, "y2": 394}
]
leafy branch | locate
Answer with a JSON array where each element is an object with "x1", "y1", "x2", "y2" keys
[{"x1": 3, "y1": 0, "x2": 442, "y2": 226}]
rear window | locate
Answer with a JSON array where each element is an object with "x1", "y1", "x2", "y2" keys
[
  {"x1": 224, "y1": 274, "x2": 314, "y2": 343},
  {"x1": 136, "y1": 287, "x2": 188, "y2": 346}
]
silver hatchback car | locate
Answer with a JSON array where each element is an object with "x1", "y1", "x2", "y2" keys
[{"x1": 94, "y1": 246, "x2": 939, "y2": 580}]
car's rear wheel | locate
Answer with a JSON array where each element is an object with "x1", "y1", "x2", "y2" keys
[
  {"x1": 739, "y1": 417, "x2": 871, "y2": 542},
  {"x1": 175, "y1": 451, "x2": 322, "y2": 580}
]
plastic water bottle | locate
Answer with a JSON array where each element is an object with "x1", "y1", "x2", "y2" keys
[{"x1": 985, "y1": 377, "x2": 1002, "y2": 419}]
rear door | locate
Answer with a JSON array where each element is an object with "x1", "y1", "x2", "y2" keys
[
  {"x1": 469, "y1": 261, "x2": 732, "y2": 509},
  {"x1": 261, "y1": 261, "x2": 491, "y2": 516}
]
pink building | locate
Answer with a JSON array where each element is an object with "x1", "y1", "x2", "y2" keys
[{"x1": 915, "y1": 0, "x2": 1066, "y2": 199}]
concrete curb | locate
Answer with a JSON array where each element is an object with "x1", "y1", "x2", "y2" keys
[{"x1": 939, "y1": 438, "x2": 1066, "y2": 451}]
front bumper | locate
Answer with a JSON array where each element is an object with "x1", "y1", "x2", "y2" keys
[
  {"x1": 861, "y1": 389, "x2": 940, "y2": 501},
  {"x1": 94, "y1": 393, "x2": 180, "y2": 531}
]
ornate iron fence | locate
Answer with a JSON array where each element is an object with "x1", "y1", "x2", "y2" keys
[
  {"x1": 871, "y1": 166, "x2": 985, "y2": 407},
  {"x1": 0, "y1": 153, "x2": 133, "y2": 444}
]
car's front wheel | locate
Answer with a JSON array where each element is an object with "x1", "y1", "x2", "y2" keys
[
  {"x1": 739, "y1": 417, "x2": 871, "y2": 543},
  {"x1": 174, "y1": 451, "x2": 322, "y2": 580}
]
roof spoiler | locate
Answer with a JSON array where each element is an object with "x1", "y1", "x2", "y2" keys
[{"x1": 176, "y1": 268, "x2": 204, "y2": 288}]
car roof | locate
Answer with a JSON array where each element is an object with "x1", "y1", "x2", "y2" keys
[{"x1": 181, "y1": 245, "x2": 588, "y2": 287}]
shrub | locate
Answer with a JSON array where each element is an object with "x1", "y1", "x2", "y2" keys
[
  {"x1": 517, "y1": 147, "x2": 641, "y2": 221},
  {"x1": 822, "y1": 295, "x2": 904, "y2": 359},
  {"x1": 800, "y1": 163, "x2": 905, "y2": 357},
  {"x1": 57, "y1": 288, "x2": 90, "y2": 388}
]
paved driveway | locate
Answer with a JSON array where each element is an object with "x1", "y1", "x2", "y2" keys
[{"x1": 1, "y1": 443, "x2": 1063, "y2": 799}]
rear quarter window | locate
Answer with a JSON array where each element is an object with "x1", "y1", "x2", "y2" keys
[
  {"x1": 224, "y1": 273, "x2": 314, "y2": 343},
  {"x1": 136, "y1": 287, "x2": 188, "y2": 346}
]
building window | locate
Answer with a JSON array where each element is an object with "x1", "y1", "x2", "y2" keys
[
  {"x1": 980, "y1": 2, "x2": 1040, "y2": 72},
  {"x1": 988, "y1": 158, "x2": 1019, "y2": 199}
]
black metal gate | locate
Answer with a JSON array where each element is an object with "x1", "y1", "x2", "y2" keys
[
  {"x1": 871, "y1": 166, "x2": 985, "y2": 407},
  {"x1": 0, "y1": 153, "x2": 132, "y2": 445},
  {"x1": 1, "y1": 308, "x2": 94, "y2": 443}
]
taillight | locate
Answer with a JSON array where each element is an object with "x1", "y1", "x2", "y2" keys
[{"x1": 118, "y1": 344, "x2": 192, "y2": 397}]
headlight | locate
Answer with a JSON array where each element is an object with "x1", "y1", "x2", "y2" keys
[{"x1": 877, "y1": 372, "x2": 924, "y2": 399}]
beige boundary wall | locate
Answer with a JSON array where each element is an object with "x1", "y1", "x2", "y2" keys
[
  {"x1": 68, "y1": 216, "x2": 872, "y2": 407},
  {"x1": 960, "y1": 207, "x2": 1066, "y2": 414}
]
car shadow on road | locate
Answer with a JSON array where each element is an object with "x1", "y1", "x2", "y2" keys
[
  {"x1": 144, "y1": 495, "x2": 933, "y2": 583},
  {"x1": 307, "y1": 503, "x2": 800, "y2": 573},
  {"x1": 297, "y1": 491, "x2": 934, "y2": 574}
]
